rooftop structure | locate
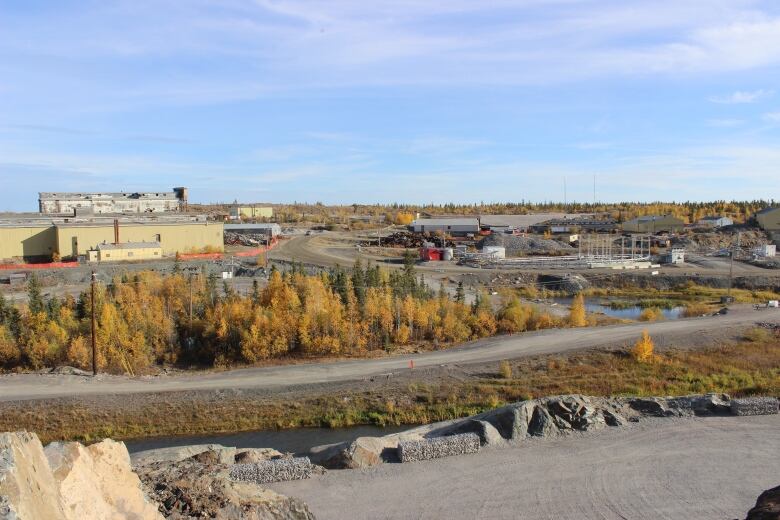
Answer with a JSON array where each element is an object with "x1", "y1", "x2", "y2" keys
[{"x1": 39, "y1": 187, "x2": 188, "y2": 215}]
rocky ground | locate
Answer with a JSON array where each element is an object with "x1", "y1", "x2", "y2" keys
[{"x1": 3, "y1": 393, "x2": 777, "y2": 520}]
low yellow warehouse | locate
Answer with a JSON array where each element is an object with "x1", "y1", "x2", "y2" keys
[
  {"x1": 88, "y1": 242, "x2": 163, "y2": 262},
  {"x1": 0, "y1": 215, "x2": 224, "y2": 261}
]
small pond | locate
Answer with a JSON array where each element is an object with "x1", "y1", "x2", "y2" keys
[
  {"x1": 125, "y1": 424, "x2": 410, "y2": 456},
  {"x1": 553, "y1": 297, "x2": 685, "y2": 320}
]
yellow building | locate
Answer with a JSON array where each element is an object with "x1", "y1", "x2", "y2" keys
[
  {"x1": 0, "y1": 223, "x2": 58, "y2": 260},
  {"x1": 0, "y1": 215, "x2": 224, "y2": 261},
  {"x1": 56, "y1": 220, "x2": 224, "y2": 257},
  {"x1": 230, "y1": 206, "x2": 273, "y2": 220},
  {"x1": 88, "y1": 242, "x2": 163, "y2": 262}
]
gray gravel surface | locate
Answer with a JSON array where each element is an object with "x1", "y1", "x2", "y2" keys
[
  {"x1": 0, "y1": 306, "x2": 776, "y2": 402},
  {"x1": 269, "y1": 415, "x2": 780, "y2": 520}
]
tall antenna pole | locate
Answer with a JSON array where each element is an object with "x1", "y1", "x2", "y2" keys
[
  {"x1": 91, "y1": 271, "x2": 98, "y2": 376},
  {"x1": 564, "y1": 177, "x2": 567, "y2": 207},
  {"x1": 593, "y1": 174, "x2": 596, "y2": 204}
]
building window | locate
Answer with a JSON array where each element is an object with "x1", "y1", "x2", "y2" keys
[
  {"x1": 128, "y1": 252, "x2": 134, "y2": 257},
  {"x1": 154, "y1": 234, "x2": 161, "y2": 242}
]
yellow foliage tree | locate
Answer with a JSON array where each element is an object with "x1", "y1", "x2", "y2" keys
[
  {"x1": 632, "y1": 330, "x2": 655, "y2": 362},
  {"x1": 569, "y1": 293, "x2": 587, "y2": 327}
]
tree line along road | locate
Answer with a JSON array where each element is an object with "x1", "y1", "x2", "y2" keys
[{"x1": 0, "y1": 306, "x2": 776, "y2": 402}]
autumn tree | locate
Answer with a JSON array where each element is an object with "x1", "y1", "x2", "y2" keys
[
  {"x1": 632, "y1": 330, "x2": 655, "y2": 362},
  {"x1": 569, "y1": 293, "x2": 587, "y2": 327}
]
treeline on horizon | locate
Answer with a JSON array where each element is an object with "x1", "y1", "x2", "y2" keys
[
  {"x1": 0, "y1": 257, "x2": 580, "y2": 374},
  {"x1": 194, "y1": 200, "x2": 776, "y2": 225}
]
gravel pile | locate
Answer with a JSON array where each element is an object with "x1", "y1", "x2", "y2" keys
[
  {"x1": 482, "y1": 234, "x2": 574, "y2": 256},
  {"x1": 229, "y1": 457, "x2": 313, "y2": 484},
  {"x1": 730, "y1": 397, "x2": 779, "y2": 416},
  {"x1": 398, "y1": 433, "x2": 480, "y2": 463}
]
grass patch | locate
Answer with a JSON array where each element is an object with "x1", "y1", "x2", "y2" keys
[{"x1": 2, "y1": 334, "x2": 777, "y2": 444}]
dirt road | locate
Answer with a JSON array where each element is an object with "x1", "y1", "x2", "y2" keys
[
  {"x1": 270, "y1": 415, "x2": 780, "y2": 520},
  {"x1": 1, "y1": 307, "x2": 776, "y2": 402}
]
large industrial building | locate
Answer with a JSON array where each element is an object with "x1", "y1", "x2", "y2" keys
[
  {"x1": 38, "y1": 187, "x2": 188, "y2": 215},
  {"x1": 622, "y1": 215, "x2": 685, "y2": 233},
  {"x1": 0, "y1": 214, "x2": 223, "y2": 261},
  {"x1": 756, "y1": 207, "x2": 780, "y2": 232},
  {"x1": 409, "y1": 217, "x2": 480, "y2": 236}
]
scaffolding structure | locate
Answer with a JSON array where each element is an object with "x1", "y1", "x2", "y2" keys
[{"x1": 460, "y1": 234, "x2": 653, "y2": 270}]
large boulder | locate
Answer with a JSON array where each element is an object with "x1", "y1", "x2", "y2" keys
[
  {"x1": 479, "y1": 401, "x2": 536, "y2": 440},
  {"x1": 442, "y1": 419, "x2": 505, "y2": 447},
  {"x1": 0, "y1": 431, "x2": 67, "y2": 520},
  {"x1": 629, "y1": 397, "x2": 672, "y2": 417},
  {"x1": 745, "y1": 485, "x2": 780, "y2": 520},
  {"x1": 131, "y1": 443, "x2": 238, "y2": 467},
  {"x1": 308, "y1": 436, "x2": 398, "y2": 469},
  {"x1": 45, "y1": 440, "x2": 163, "y2": 520},
  {"x1": 0, "y1": 431, "x2": 162, "y2": 520}
]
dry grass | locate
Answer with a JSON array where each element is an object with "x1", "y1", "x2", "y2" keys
[{"x1": 2, "y1": 334, "x2": 777, "y2": 444}]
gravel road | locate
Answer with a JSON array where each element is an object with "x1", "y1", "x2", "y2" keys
[
  {"x1": 270, "y1": 415, "x2": 780, "y2": 520},
  {"x1": 0, "y1": 306, "x2": 776, "y2": 402}
]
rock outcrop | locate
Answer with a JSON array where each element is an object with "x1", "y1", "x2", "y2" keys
[
  {"x1": 306, "y1": 392, "x2": 777, "y2": 470},
  {"x1": 135, "y1": 448, "x2": 315, "y2": 519},
  {"x1": 0, "y1": 431, "x2": 162, "y2": 520},
  {"x1": 745, "y1": 485, "x2": 780, "y2": 520}
]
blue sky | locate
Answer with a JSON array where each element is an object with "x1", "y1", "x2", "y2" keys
[{"x1": 1, "y1": 0, "x2": 780, "y2": 210}]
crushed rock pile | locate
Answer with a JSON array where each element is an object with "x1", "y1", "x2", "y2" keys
[
  {"x1": 225, "y1": 231, "x2": 269, "y2": 247},
  {"x1": 133, "y1": 445, "x2": 315, "y2": 519},
  {"x1": 481, "y1": 234, "x2": 574, "y2": 256},
  {"x1": 672, "y1": 229, "x2": 769, "y2": 253},
  {"x1": 307, "y1": 394, "x2": 778, "y2": 469}
]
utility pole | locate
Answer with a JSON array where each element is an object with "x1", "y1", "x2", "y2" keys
[
  {"x1": 91, "y1": 271, "x2": 97, "y2": 376},
  {"x1": 727, "y1": 231, "x2": 741, "y2": 305},
  {"x1": 188, "y1": 273, "x2": 193, "y2": 333}
]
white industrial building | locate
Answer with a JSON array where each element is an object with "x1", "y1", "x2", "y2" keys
[
  {"x1": 39, "y1": 188, "x2": 188, "y2": 215},
  {"x1": 696, "y1": 216, "x2": 733, "y2": 228},
  {"x1": 409, "y1": 218, "x2": 480, "y2": 236}
]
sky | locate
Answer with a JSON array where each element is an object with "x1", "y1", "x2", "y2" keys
[{"x1": 1, "y1": 0, "x2": 780, "y2": 210}]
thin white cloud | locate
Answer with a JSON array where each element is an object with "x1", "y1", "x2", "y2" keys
[
  {"x1": 709, "y1": 89, "x2": 774, "y2": 104},
  {"x1": 763, "y1": 111, "x2": 780, "y2": 122},
  {"x1": 706, "y1": 118, "x2": 745, "y2": 127}
]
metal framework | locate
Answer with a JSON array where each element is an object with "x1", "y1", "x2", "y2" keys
[{"x1": 459, "y1": 234, "x2": 653, "y2": 269}]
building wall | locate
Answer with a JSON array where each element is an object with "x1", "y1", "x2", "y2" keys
[
  {"x1": 0, "y1": 226, "x2": 58, "y2": 260},
  {"x1": 97, "y1": 246, "x2": 163, "y2": 262},
  {"x1": 231, "y1": 206, "x2": 273, "y2": 219},
  {"x1": 39, "y1": 192, "x2": 184, "y2": 214},
  {"x1": 55, "y1": 222, "x2": 224, "y2": 256},
  {"x1": 623, "y1": 217, "x2": 684, "y2": 233},
  {"x1": 757, "y1": 209, "x2": 780, "y2": 231}
]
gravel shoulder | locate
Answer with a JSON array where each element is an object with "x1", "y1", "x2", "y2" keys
[
  {"x1": 269, "y1": 415, "x2": 780, "y2": 520},
  {"x1": 0, "y1": 306, "x2": 776, "y2": 402}
]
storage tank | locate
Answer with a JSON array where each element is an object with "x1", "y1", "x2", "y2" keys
[
  {"x1": 442, "y1": 248, "x2": 454, "y2": 261},
  {"x1": 483, "y1": 246, "x2": 506, "y2": 259}
]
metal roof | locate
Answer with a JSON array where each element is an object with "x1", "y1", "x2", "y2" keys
[
  {"x1": 39, "y1": 191, "x2": 178, "y2": 200},
  {"x1": 96, "y1": 242, "x2": 161, "y2": 250},
  {"x1": 412, "y1": 218, "x2": 479, "y2": 227},
  {"x1": 224, "y1": 223, "x2": 280, "y2": 230}
]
